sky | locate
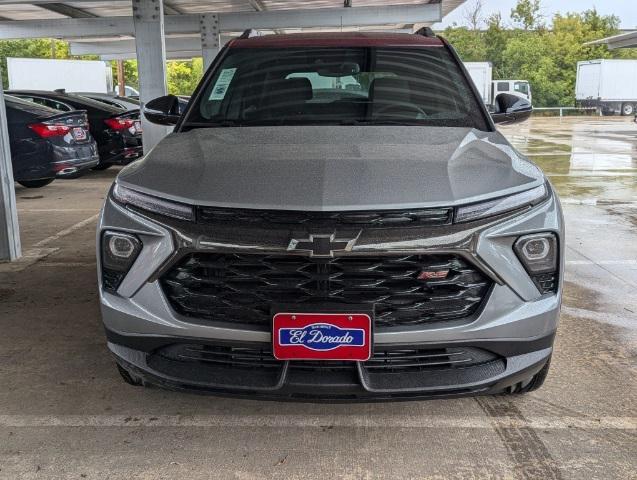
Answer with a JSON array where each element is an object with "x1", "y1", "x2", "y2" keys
[{"x1": 434, "y1": 0, "x2": 637, "y2": 30}]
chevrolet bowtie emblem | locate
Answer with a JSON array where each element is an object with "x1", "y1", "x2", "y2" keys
[{"x1": 288, "y1": 234, "x2": 357, "y2": 258}]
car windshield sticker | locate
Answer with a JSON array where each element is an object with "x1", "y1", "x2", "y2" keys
[{"x1": 209, "y1": 68, "x2": 237, "y2": 100}]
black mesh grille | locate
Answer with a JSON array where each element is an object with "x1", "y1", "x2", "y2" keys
[
  {"x1": 160, "y1": 253, "x2": 492, "y2": 328},
  {"x1": 156, "y1": 343, "x2": 500, "y2": 373},
  {"x1": 196, "y1": 206, "x2": 452, "y2": 228}
]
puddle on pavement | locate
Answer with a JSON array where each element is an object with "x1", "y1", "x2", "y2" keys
[{"x1": 509, "y1": 138, "x2": 572, "y2": 154}]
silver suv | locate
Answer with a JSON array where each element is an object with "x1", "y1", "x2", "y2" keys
[{"x1": 97, "y1": 30, "x2": 563, "y2": 400}]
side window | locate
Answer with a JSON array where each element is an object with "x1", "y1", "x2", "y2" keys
[
  {"x1": 497, "y1": 82, "x2": 509, "y2": 92},
  {"x1": 514, "y1": 82, "x2": 529, "y2": 95},
  {"x1": 27, "y1": 97, "x2": 71, "y2": 111},
  {"x1": 49, "y1": 100, "x2": 72, "y2": 111}
]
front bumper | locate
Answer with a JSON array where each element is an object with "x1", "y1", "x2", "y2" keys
[
  {"x1": 98, "y1": 188, "x2": 563, "y2": 400},
  {"x1": 98, "y1": 134, "x2": 143, "y2": 166}
]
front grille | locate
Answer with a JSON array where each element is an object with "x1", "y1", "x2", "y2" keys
[
  {"x1": 160, "y1": 253, "x2": 492, "y2": 328},
  {"x1": 156, "y1": 343, "x2": 500, "y2": 373},
  {"x1": 196, "y1": 206, "x2": 452, "y2": 228}
]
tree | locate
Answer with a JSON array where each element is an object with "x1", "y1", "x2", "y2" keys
[
  {"x1": 442, "y1": 27, "x2": 487, "y2": 61},
  {"x1": 462, "y1": 0, "x2": 484, "y2": 31},
  {"x1": 511, "y1": 0, "x2": 543, "y2": 30}
]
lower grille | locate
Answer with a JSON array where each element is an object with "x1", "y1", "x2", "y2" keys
[
  {"x1": 160, "y1": 253, "x2": 492, "y2": 328},
  {"x1": 156, "y1": 343, "x2": 501, "y2": 373}
]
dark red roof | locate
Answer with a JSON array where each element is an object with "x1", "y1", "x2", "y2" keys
[{"x1": 228, "y1": 32, "x2": 443, "y2": 48}]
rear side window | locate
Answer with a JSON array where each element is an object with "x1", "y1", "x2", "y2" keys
[
  {"x1": 186, "y1": 46, "x2": 489, "y2": 130},
  {"x1": 4, "y1": 96, "x2": 60, "y2": 117},
  {"x1": 24, "y1": 96, "x2": 72, "y2": 111}
]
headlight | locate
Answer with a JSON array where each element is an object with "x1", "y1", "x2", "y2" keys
[
  {"x1": 455, "y1": 183, "x2": 548, "y2": 223},
  {"x1": 112, "y1": 183, "x2": 194, "y2": 221},
  {"x1": 101, "y1": 231, "x2": 142, "y2": 293}
]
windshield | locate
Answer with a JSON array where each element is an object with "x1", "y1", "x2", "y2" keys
[{"x1": 183, "y1": 46, "x2": 489, "y2": 130}]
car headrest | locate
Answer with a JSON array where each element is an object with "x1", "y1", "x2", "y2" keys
[
  {"x1": 369, "y1": 77, "x2": 412, "y2": 104},
  {"x1": 264, "y1": 78, "x2": 313, "y2": 108}
]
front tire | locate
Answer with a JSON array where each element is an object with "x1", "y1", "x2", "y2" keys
[
  {"x1": 621, "y1": 103, "x2": 634, "y2": 116},
  {"x1": 507, "y1": 356, "x2": 552, "y2": 394},
  {"x1": 17, "y1": 178, "x2": 54, "y2": 188}
]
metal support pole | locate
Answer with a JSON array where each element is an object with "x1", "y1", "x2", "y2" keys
[
  {"x1": 200, "y1": 14, "x2": 220, "y2": 71},
  {"x1": 133, "y1": 0, "x2": 169, "y2": 153},
  {"x1": 0, "y1": 72, "x2": 21, "y2": 261}
]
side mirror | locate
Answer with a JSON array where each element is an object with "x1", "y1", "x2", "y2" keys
[
  {"x1": 491, "y1": 93, "x2": 532, "y2": 124},
  {"x1": 143, "y1": 95, "x2": 181, "y2": 126}
]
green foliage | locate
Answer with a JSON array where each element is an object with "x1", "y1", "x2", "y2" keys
[
  {"x1": 166, "y1": 59, "x2": 203, "y2": 95},
  {"x1": 510, "y1": 0, "x2": 543, "y2": 30},
  {"x1": 444, "y1": 5, "x2": 637, "y2": 107}
]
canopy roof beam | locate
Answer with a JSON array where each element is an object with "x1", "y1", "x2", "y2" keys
[
  {"x1": 0, "y1": 3, "x2": 442, "y2": 39},
  {"x1": 37, "y1": 3, "x2": 97, "y2": 18}
]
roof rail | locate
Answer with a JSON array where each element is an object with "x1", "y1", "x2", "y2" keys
[
  {"x1": 238, "y1": 29, "x2": 262, "y2": 39},
  {"x1": 414, "y1": 26, "x2": 436, "y2": 38}
]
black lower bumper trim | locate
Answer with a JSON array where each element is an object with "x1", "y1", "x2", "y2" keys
[{"x1": 106, "y1": 329, "x2": 555, "y2": 402}]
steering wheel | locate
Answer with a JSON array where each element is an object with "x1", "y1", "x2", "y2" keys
[{"x1": 374, "y1": 102, "x2": 427, "y2": 118}]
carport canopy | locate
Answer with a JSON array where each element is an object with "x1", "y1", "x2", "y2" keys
[
  {"x1": 585, "y1": 31, "x2": 637, "y2": 50},
  {"x1": 0, "y1": 0, "x2": 466, "y2": 261}
]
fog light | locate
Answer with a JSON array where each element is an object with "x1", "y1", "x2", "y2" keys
[
  {"x1": 514, "y1": 233, "x2": 558, "y2": 294},
  {"x1": 514, "y1": 233, "x2": 557, "y2": 273},
  {"x1": 109, "y1": 235, "x2": 136, "y2": 259},
  {"x1": 521, "y1": 237, "x2": 550, "y2": 260},
  {"x1": 101, "y1": 231, "x2": 142, "y2": 293}
]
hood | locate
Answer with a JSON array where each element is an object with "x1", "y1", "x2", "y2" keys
[{"x1": 118, "y1": 126, "x2": 544, "y2": 211}]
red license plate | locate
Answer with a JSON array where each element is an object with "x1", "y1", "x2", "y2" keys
[
  {"x1": 272, "y1": 312, "x2": 371, "y2": 361},
  {"x1": 72, "y1": 127, "x2": 87, "y2": 140}
]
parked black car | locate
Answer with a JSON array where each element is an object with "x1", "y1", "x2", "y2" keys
[
  {"x1": 73, "y1": 92, "x2": 141, "y2": 111},
  {"x1": 76, "y1": 92, "x2": 190, "y2": 115},
  {"x1": 5, "y1": 95, "x2": 98, "y2": 188},
  {"x1": 7, "y1": 90, "x2": 143, "y2": 170}
]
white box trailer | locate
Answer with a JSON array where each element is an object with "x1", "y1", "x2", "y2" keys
[
  {"x1": 576, "y1": 59, "x2": 637, "y2": 115},
  {"x1": 463, "y1": 62, "x2": 532, "y2": 108},
  {"x1": 7, "y1": 58, "x2": 113, "y2": 93},
  {"x1": 464, "y1": 62, "x2": 492, "y2": 105}
]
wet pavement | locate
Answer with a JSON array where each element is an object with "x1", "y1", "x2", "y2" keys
[{"x1": 0, "y1": 116, "x2": 635, "y2": 479}]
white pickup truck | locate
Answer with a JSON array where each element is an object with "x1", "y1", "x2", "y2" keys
[{"x1": 464, "y1": 62, "x2": 532, "y2": 109}]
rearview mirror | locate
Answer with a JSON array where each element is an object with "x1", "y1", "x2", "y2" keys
[
  {"x1": 491, "y1": 93, "x2": 532, "y2": 124},
  {"x1": 143, "y1": 95, "x2": 181, "y2": 126},
  {"x1": 316, "y1": 62, "x2": 361, "y2": 77}
]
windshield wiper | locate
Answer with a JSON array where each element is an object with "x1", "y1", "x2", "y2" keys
[
  {"x1": 339, "y1": 119, "x2": 426, "y2": 126},
  {"x1": 182, "y1": 120, "x2": 243, "y2": 128}
]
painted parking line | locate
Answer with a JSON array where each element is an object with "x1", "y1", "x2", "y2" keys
[
  {"x1": 34, "y1": 214, "x2": 99, "y2": 248},
  {"x1": 0, "y1": 414, "x2": 634, "y2": 430},
  {"x1": 0, "y1": 215, "x2": 99, "y2": 273},
  {"x1": 566, "y1": 260, "x2": 637, "y2": 266},
  {"x1": 19, "y1": 209, "x2": 99, "y2": 213}
]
